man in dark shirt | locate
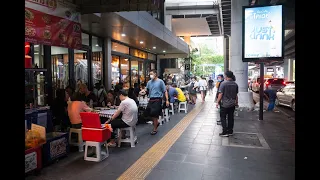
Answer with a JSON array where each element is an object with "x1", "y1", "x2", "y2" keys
[
  {"x1": 216, "y1": 71, "x2": 239, "y2": 137},
  {"x1": 79, "y1": 83, "x2": 98, "y2": 107},
  {"x1": 264, "y1": 89, "x2": 277, "y2": 111},
  {"x1": 208, "y1": 77, "x2": 214, "y2": 95}
]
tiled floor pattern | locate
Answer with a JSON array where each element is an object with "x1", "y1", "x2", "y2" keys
[
  {"x1": 117, "y1": 102, "x2": 206, "y2": 180},
  {"x1": 145, "y1": 99, "x2": 295, "y2": 180}
]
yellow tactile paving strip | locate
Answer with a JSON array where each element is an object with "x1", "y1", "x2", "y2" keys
[{"x1": 117, "y1": 103, "x2": 205, "y2": 180}]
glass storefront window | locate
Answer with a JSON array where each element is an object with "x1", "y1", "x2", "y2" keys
[
  {"x1": 139, "y1": 61, "x2": 145, "y2": 84},
  {"x1": 112, "y1": 42, "x2": 129, "y2": 54},
  {"x1": 82, "y1": 33, "x2": 89, "y2": 46},
  {"x1": 74, "y1": 49, "x2": 89, "y2": 86},
  {"x1": 111, "y1": 56, "x2": 120, "y2": 87},
  {"x1": 51, "y1": 46, "x2": 69, "y2": 96},
  {"x1": 145, "y1": 61, "x2": 151, "y2": 82},
  {"x1": 92, "y1": 36, "x2": 103, "y2": 85},
  {"x1": 120, "y1": 57, "x2": 130, "y2": 89},
  {"x1": 33, "y1": 44, "x2": 44, "y2": 68},
  {"x1": 131, "y1": 60, "x2": 139, "y2": 87}
]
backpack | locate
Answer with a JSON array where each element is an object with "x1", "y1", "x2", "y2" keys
[{"x1": 188, "y1": 82, "x2": 197, "y2": 94}]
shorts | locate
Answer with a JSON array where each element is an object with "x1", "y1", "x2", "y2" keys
[
  {"x1": 145, "y1": 98, "x2": 162, "y2": 118},
  {"x1": 201, "y1": 90, "x2": 207, "y2": 95},
  {"x1": 208, "y1": 86, "x2": 213, "y2": 90}
]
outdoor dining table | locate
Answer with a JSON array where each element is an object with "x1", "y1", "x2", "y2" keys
[
  {"x1": 92, "y1": 107, "x2": 118, "y2": 123},
  {"x1": 97, "y1": 109, "x2": 117, "y2": 118}
]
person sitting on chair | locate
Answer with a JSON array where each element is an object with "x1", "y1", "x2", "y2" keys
[{"x1": 105, "y1": 90, "x2": 138, "y2": 147}]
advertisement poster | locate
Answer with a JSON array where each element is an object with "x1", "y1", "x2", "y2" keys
[
  {"x1": 244, "y1": 5, "x2": 283, "y2": 59},
  {"x1": 25, "y1": 0, "x2": 82, "y2": 49}
]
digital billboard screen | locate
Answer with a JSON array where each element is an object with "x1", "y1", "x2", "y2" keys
[{"x1": 242, "y1": 5, "x2": 284, "y2": 62}]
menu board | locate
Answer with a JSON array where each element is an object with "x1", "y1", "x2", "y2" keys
[{"x1": 25, "y1": 0, "x2": 82, "y2": 49}]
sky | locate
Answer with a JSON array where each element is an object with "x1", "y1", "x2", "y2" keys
[{"x1": 191, "y1": 36, "x2": 224, "y2": 55}]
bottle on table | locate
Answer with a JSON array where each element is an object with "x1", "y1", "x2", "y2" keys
[{"x1": 89, "y1": 100, "x2": 93, "y2": 108}]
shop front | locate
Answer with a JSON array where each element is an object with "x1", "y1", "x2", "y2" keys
[{"x1": 111, "y1": 41, "x2": 156, "y2": 89}]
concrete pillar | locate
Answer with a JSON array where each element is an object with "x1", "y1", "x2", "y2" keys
[
  {"x1": 223, "y1": 37, "x2": 230, "y2": 73},
  {"x1": 283, "y1": 58, "x2": 293, "y2": 81},
  {"x1": 230, "y1": 0, "x2": 254, "y2": 109},
  {"x1": 104, "y1": 37, "x2": 112, "y2": 91},
  {"x1": 165, "y1": 15, "x2": 172, "y2": 31}
]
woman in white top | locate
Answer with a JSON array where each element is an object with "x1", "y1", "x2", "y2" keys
[{"x1": 198, "y1": 76, "x2": 208, "y2": 102}]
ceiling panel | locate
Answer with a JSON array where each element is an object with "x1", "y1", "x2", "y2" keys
[{"x1": 171, "y1": 18, "x2": 212, "y2": 36}]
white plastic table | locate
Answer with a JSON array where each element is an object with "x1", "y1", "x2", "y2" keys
[{"x1": 98, "y1": 109, "x2": 117, "y2": 118}]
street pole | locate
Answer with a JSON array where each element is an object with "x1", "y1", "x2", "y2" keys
[{"x1": 259, "y1": 63, "x2": 264, "y2": 120}]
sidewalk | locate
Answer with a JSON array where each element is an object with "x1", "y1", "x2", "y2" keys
[
  {"x1": 26, "y1": 93, "x2": 295, "y2": 180},
  {"x1": 145, "y1": 98, "x2": 295, "y2": 180}
]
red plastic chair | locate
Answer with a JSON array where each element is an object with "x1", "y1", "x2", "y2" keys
[{"x1": 80, "y1": 112, "x2": 111, "y2": 162}]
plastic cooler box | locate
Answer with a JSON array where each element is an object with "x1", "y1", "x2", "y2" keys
[
  {"x1": 80, "y1": 112, "x2": 112, "y2": 142},
  {"x1": 82, "y1": 128, "x2": 111, "y2": 142}
]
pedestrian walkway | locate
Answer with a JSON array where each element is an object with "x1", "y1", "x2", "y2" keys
[{"x1": 26, "y1": 93, "x2": 295, "y2": 180}]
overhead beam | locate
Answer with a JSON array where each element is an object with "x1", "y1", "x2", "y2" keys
[{"x1": 166, "y1": 9, "x2": 219, "y2": 16}]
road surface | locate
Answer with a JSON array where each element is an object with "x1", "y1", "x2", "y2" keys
[{"x1": 252, "y1": 91, "x2": 295, "y2": 120}]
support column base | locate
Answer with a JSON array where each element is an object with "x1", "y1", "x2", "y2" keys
[{"x1": 238, "y1": 92, "x2": 254, "y2": 111}]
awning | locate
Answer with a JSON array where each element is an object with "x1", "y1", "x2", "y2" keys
[{"x1": 81, "y1": 12, "x2": 189, "y2": 55}]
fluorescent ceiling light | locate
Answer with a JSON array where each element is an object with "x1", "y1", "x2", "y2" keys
[
  {"x1": 163, "y1": 50, "x2": 166, "y2": 53},
  {"x1": 95, "y1": 44, "x2": 99, "y2": 46},
  {"x1": 121, "y1": 33, "x2": 126, "y2": 37},
  {"x1": 153, "y1": 46, "x2": 156, "y2": 49},
  {"x1": 140, "y1": 41, "x2": 144, "y2": 44},
  {"x1": 34, "y1": 45, "x2": 39, "y2": 47}
]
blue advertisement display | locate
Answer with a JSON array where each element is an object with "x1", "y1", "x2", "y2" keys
[{"x1": 243, "y1": 5, "x2": 283, "y2": 60}]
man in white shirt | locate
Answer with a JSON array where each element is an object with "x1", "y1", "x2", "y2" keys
[{"x1": 106, "y1": 90, "x2": 138, "y2": 147}]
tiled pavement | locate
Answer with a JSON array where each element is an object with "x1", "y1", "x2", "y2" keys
[
  {"x1": 146, "y1": 98, "x2": 295, "y2": 180},
  {"x1": 26, "y1": 92, "x2": 295, "y2": 180}
]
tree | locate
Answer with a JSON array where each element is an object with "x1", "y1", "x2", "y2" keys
[{"x1": 190, "y1": 44, "x2": 224, "y2": 76}]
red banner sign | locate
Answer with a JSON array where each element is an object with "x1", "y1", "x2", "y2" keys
[{"x1": 25, "y1": 0, "x2": 82, "y2": 49}]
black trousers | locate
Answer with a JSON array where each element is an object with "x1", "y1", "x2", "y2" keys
[
  {"x1": 109, "y1": 119, "x2": 129, "y2": 139},
  {"x1": 220, "y1": 106, "x2": 235, "y2": 133}
]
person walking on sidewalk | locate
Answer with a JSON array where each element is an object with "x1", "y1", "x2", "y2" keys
[
  {"x1": 188, "y1": 76, "x2": 199, "y2": 104},
  {"x1": 208, "y1": 77, "x2": 214, "y2": 95},
  {"x1": 216, "y1": 71, "x2": 239, "y2": 137},
  {"x1": 145, "y1": 69, "x2": 169, "y2": 135},
  {"x1": 215, "y1": 74, "x2": 224, "y2": 125},
  {"x1": 198, "y1": 76, "x2": 208, "y2": 102}
]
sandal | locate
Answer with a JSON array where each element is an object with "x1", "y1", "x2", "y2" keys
[
  {"x1": 150, "y1": 130, "x2": 158, "y2": 135},
  {"x1": 107, "y1": 142, "x2": 116, "y2": 147}
]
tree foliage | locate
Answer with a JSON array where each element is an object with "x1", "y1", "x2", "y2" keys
[{"x1": 190, "y1": 44, "x2": 224, "y2": 76}]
